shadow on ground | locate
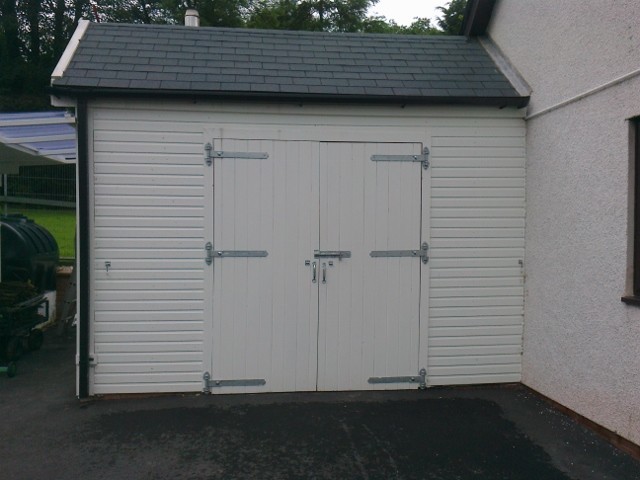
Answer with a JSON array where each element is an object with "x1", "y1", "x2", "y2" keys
[{"x1": 1, "y1": 332, "x2": 639, "y2": 480}]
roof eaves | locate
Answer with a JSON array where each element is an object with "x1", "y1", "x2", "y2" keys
[{"x1": 49, "y1": 84, "x2": 530, "y2": 109}]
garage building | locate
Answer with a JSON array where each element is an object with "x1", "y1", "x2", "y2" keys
[{"x1": 51, "y1": 20, "x2": 529, "y2": 396}]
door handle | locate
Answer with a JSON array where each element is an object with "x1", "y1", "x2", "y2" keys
[
  {"x1": 305, "y1": 260, "x2": 317, "y2": 283},
  {"x1": 322, "y1": 263, "x2": 327, "y2": 284}
]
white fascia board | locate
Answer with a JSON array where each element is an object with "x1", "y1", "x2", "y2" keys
[
  {"x1": 51, "y1": 19, "x2": 90, "y2": 81},
  {"x1": 51, "y1": 96, "x2": 77, "y2": 108},
  {"x1": 479, "y1": 35, "x2": 532, "y2": 97}
]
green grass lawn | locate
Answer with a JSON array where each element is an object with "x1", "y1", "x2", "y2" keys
[{"x1": 3, "y1": 206, "x2": 76, "y2": 259}]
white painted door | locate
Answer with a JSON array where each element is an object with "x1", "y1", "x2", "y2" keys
[
  {"x1": 210, "y1": 138, "x2": 425, "y2": 392},
  {"x1": 210, "y1": 139, "x2": 319, "y2": 393},
  {"x1": 317, "y1": 142, "x2": 424, "y2": 390}
]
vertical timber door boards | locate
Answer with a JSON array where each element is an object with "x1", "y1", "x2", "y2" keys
[
  {"x1": 317, "y1": 142, "x2": 425, "y2": 391},
  {"x1": 209, "y1": 139, "x2": 319, "y2": 393},
  {"x1": 208, "y1": 138, "x2": 426, "y2": 393}
]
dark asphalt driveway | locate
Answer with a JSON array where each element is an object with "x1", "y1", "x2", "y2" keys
[{"x1": 1, "y1": 332, "x2": 639, "y2": 480}]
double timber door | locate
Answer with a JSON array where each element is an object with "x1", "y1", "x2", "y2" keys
[{"x1": 206, "y1": 138, "x2": 428, "y2": 393}]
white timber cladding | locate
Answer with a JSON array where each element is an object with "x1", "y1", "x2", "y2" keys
[
  {"x1": 428, "y1": 119, "x2": 525, "y2": 385},
  {"x1": 87, "y1": 100, "x2": 525, "y2": 395},
  {"x1": 90, "y1": 107, "x2": 207, "y2": 394}
]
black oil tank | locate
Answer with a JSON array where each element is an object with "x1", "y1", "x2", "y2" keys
[{"x1": 1, "y1": 215, "x2": 59, "y2": 291}]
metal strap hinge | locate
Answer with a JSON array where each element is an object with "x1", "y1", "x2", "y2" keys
[
  {"x1": 215, "y1": 250, "x2": 268, "y2": 258},
  {"x1": 371, "y1": 146, "x2": 430, "y2": 170},
  {"x1": 368, "y1": 368, "x2": 427, "y2": 390},
  {"x1": 203, "y1": 372, "x2": 266, "y2": 393},
  {"x1": 205, "y1": 243, "x2": 268, "y2": 263},
  {"x1": 370, "y1": 242, "x2": 429, "y2": 264},
  {"x1": 205, "y1": 143, "x2": 269, "y2": 166}
]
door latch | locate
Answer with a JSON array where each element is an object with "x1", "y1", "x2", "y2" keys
[{"x1": 305, "y1": 260, "x2": 317, "y2": 283}]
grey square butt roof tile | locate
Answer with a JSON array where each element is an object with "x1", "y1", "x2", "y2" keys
[{"x1": 51, "y1": 22, "x2": 528, "y2": 107}]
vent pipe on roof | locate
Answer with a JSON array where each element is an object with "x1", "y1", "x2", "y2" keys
[{"x1": 185, "y1": 9, "x2": 200, "y2": 27}]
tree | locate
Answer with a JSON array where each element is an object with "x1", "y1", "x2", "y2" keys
[
  {"x1": 93, "y1": 0, "x2": 176, "y2": 24},
  {"x1": 1, "y1": 0, "x2": 21, "y2": 63},
  {"x1": 196, "y1": 0, "x2": 253, "y2": 27},
  {"x1": 24, "y1": 0, "x2": 41, "y2": 64},
  {"x1": 248, "y1": 0, "x2": 377, "y2": 32},
  {"x1": 400, "y1": 17, "x2": 440, "y2": 35},
  {"x1": 247, "y1": 1, "x2": 305, "y2": 30},
  {"x1": 312, "y1": 0, "x2": 375, "y2": 32},
  {"x1": 0, "y1": 0, "x2": 93, "y2": 111},
  {"x1": 362, "y1": 15, "x2": 439, "y2": 35},
  {"x1": 52, "y1": 0, "x2": 69, "y2": 60},
  {"x1": 436, "y1": 0, "x2": 467, "y2": 35},
  {"x1": 0, "y1": 0, "x2": 461, "y2": 112}
]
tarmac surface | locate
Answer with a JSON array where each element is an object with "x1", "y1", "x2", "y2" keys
[{"x1": 1, "y1": 332, "x2": 639, "y2": 480}]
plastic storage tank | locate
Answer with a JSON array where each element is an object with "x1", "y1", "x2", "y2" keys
[{"x1": 1, "y1": 215, "x2": 59, "y2": 292}]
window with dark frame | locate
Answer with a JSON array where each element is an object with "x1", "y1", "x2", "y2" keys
[
  {"x1": 623, "y1": 118, "x2": 640, "y2": 304},
  {"x1": 634, "y1": 119, "x2": 640, "y2": 296}
]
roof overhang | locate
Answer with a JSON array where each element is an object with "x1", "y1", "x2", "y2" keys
[
  {"x1": 0, "y1": 111, "x2": 77, "y2": 174},
  {"x1": 49, "y1": 86, "x2": 530, "y2": 109}
]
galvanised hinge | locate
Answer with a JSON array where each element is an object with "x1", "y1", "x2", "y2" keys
[
  {"x1": 369, "y1": 242, "x2": 429, "y2": 264},
  {"x1": 205, "y1": 144, "x2": 270, "y2": 165},
  {"x1": 203, "y1": 372, "x2": 266, "y2": 393},
  {"x1": 367, "y1": 368, "x2": 427, "y2": 389},
  {"x1": 370, "y1": 146, "x2": 430, "y2": 170}
]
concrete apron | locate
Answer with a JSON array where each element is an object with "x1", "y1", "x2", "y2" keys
[{"x1": 1, "y1": 333, "x2": 639, "y2": 480}]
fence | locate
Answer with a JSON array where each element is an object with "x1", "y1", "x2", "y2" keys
[
  {"x1": 1, "y1": 164, "x2": 75, "y2": 210},
  {"x1": 1, "y1": 165, "x2": 77, "y2": 261}
]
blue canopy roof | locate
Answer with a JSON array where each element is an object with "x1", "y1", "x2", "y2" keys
[{"x1": 0, "y1": 111, "x2": 77, "y2": 174}]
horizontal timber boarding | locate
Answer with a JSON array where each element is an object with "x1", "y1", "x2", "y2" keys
[
  {"x1": 428, "y1": 118, "x2": 525, "y2": 386},
  {"x1": 91, "y1": 106, "x2": 205, "y2": 394},
  {"x1": 87, "y1": 100, "x2": 525, "y2": 394}
]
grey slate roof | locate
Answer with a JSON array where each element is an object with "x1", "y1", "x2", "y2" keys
[{"x1": 51, "y1": 22, "x2": 528, "y2": 107}]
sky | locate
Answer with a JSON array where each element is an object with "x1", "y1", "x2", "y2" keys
[{"x1": 369, "y1": 0, "x2": 443, "y2": 26}]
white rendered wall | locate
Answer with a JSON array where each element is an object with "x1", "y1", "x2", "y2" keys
[
  {"x1": 489, "y1": 0, "x2": 640, "y2": 445},
  {"x1": 489, "y1": 0, "x2": 640, "y2": 115}
]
